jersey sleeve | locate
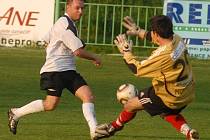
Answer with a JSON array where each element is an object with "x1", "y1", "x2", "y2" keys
[
  {"x1": 123, "y1": 52, "x2": 169, "y2": 78},
  {"x1": 62, "y1": 30, "x2": 84, "y2": 52},
  {"x1": 41, "y1": 29, "x2": 51, "y2": 44}
]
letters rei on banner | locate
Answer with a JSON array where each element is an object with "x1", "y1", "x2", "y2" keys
[{"x1": 163, "y1": 0, "x2": 210, "y2": 59}]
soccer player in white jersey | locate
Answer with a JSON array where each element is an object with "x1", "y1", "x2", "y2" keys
[
  {"x1": 7, "y1": 0, "x2": 107, "y2": 139},
  {"x1": 95, "y1": 15, "x2": 199, "y2": 140}
]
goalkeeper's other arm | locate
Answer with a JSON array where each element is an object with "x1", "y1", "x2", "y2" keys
[
  {"x1": 122, "y1": 16, "x2": 151, "y2": 41},
  {"x1": 129, "y1": 28, "x2": 152, "y2": 42}
]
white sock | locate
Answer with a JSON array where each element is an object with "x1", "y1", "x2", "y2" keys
[
  {"x1": 13, "y1": 100, "x2": 44, "y2": 120},
  {"x1": 82, "y1": 103, "x2": 98, "y2": 133},
  {"x1": 180, "y1": 123, "x2": 191, "y2": 136}
]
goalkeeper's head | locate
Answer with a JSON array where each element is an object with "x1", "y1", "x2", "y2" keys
[{"x1": 150, "y1": 15, "x2": 174, "y2": 39}]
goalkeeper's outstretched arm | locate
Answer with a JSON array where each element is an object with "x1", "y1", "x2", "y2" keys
[{"x1": 122, "y1": 16, "x2": 152, "y2": 41}]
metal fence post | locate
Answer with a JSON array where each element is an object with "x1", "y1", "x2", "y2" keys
[
  {"x1": 120, "y1": 0, "x2": 124, "y2": 33},
  {"x1": 54, "y1": 0, "x2": 60, "y2": 22},
  {"x1": 54, "y1": 2, "x2": 162, "y2": 48}
]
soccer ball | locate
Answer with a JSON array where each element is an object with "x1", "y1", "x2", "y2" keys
[{"x1": 116, "y1": 83, "x2": 138, "y2": 105}]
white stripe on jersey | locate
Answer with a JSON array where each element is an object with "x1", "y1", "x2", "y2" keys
[
  {"x1": 116, "y1": 118, "x2": 123, "y2": 126},
  {"x1": 139, "y1": 98, "x2": 152, "y2": 105},
  {"x1": 170, "y1": 41, "x2": 185, "y2": 61}
]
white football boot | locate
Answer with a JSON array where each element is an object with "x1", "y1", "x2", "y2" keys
[{"x1": 187, "y1": 129, "x2": 199, "y2": 140}]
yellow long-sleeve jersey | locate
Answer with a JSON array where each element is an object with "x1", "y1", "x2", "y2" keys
[{"x1": 123, "y1": 34, "x2": 195, "y2": 109}]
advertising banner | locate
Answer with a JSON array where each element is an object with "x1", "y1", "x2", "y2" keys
[
  {"x1": 0, "y1": 0, "x2": 55, "y2": 47},
  {"x1": 163, "y1": 0, "x2": 210, "y2": 59}
]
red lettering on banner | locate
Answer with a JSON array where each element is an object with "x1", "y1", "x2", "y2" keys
[
  {"x1": 0, "y1": 7, "x2": 13, "y2": 24},
  {"x1": 12, "y1": 11, "x2": 27, "y2": 26},
  {"x1": 26, "y1": 12, "x2": 39, "y2": 26},
  {"x1": 0, "y1": 7, "x2": 39, "y2": 26}
]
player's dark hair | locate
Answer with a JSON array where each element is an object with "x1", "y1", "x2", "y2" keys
[{"x1": 150, "y1": 15, "x2": 174, "y2": 39}]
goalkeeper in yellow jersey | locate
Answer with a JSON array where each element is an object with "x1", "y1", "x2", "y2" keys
[{"x1": 95, "y1": 15, "x2": 199, "y2": 140}]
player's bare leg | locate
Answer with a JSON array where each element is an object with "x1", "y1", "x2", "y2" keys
[
  {"x1": 75, "y1": 85, "x2": 99, "y2": 140},
  {"x1": 95, "y1": 97, "x2": 142, "y2": 138},
  {"x1": 109, "y1": 97, "x2": 142, "y2": 134},
  {"x1": 8, "y1": 96, "x2": 59, "y2": 134}
]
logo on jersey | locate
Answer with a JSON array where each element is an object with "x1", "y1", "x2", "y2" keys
[
  {"x1": 48, "y1": 89, "x2": 56, "y2": 92},
  {"x1": 139, "y1": 98, "x2": 152, "y2": 105}
]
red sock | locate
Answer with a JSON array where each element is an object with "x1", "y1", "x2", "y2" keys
[
  {"x1": 164, "y1": 114, "x2": 187, "y2": 131},
  {"x1": 112, "y1": 110, "x2": 136, "y2": 129}
]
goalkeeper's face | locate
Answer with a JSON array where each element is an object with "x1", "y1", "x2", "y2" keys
[
  {"x1": 151, "y1": 31, "x2": 160, "y2": 46},
  {"x1": 66, "y1": 0, "x2": 84, "y2": 21}
]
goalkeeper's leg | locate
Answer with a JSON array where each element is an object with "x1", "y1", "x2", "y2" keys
[
  {"x1": 111, "y1": 97, "x2": 141, "y2": 127},
  {"x1": 95, "y1": 97, "x2": 142, "y2": 139},
  {"x1": 164, "y1": 114, "x2": 199, "y2": 140},
  {"x1": 110, "y1": 109, "x2": 136, "y2": 131},
  {"x1": 94, "y1": 109, "x2": 137, "y2": 139},
  {"x1": 107, "y1": 97, "x2": 142, "y2": 136}
]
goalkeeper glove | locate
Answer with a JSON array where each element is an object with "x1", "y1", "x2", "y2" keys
[
  {"x1": 122, "y1": 16, "x2": 142, "y2": 36},
  {"x1": 114, "y1": 34, "x2": 133, "y2": 54}
]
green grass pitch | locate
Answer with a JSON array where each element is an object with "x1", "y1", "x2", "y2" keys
[{"x1": 0, "y1": 47, "x2": 210, "y2": 140}]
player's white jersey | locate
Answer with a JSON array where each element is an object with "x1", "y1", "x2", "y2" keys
[
  {"x1": 40, "y1": 14, "x2": 83, "y2": 74},
  {"x1": 123, "y1": 34, "x2": 195, "y2": 109}
]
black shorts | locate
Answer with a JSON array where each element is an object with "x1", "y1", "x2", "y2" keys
[
  {"x1": 138, "y1": 86, "x2": 185, "y2": 116},
  {"x1": 40, "y1": 70, "x2": 87, "y2": 97}
]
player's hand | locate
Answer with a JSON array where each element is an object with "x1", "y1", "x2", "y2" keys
[
  {"x1": 123, "y1": 16, "x2": 141, "y2": 36},
  {"x1": 93, "y1": 56, "x2": 101, "y2": 67},
  {"x1": 114, "y1": 34, "x2": 133, "y2": 54}
]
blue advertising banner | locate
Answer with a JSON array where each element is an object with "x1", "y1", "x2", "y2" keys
[{"x1": 163, "y1": 0, "x2": 210, "y2": 59}]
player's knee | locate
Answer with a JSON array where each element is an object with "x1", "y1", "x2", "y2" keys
[
  {"x1": 124, "y1": 102, "x2": 135, "y2": 112},
  {"x1": 75, "y1": 85, "x2": 95, "y2": 102},
  {"x1": 44, "y1": 104, "x2": 56, "y2": 111},
  {"x1": 82, "y1": 94, "x2": 95, "y2": 103},
  {"x1": 124, "y1": 99, "x2": 140, "y2": 112},
  {"x1": 43, "y1": 101, "x2": 57, "y2": 111}
]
